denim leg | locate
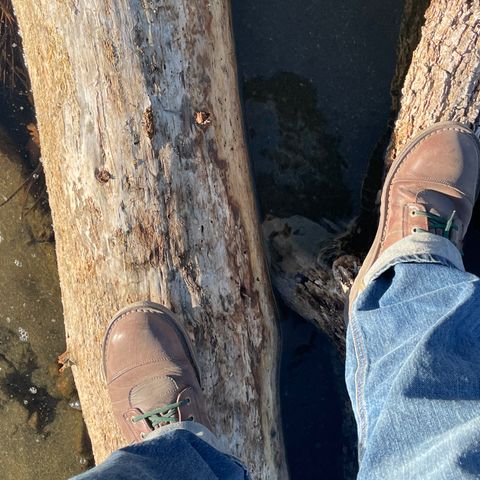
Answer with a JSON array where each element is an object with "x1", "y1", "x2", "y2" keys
[
  {"x1": 71, "y1": 429, "x2": 249, "y2": 480},
  {"x1": 347, "y1": 261, "x2": 480, "y2": 479}
]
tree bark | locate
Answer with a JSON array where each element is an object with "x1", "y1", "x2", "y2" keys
[
  {"x1": 264, "y1": 0, "x2": 480, "y2": 353},
  {"x1": 12, "y1": 1, "x2": 287, "y2": 477},
  {"x1": 387, "y1": 0, "x2": 480, "y2": 166}
]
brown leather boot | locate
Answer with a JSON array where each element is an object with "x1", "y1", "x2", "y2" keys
[
  {"x1": 349, "y1": 122, "x2": 480, "y2": 312},
  {"x1": 103, "y1": 301, "x2": 212, "y2": 443}
]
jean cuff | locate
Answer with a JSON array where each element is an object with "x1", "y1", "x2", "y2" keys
[
  {"x1": 364, "y1": 232, "x2": 464, "y2": 286},
  {"x1": 144, "y1": 421, "x2": 221, "y2": 451}
]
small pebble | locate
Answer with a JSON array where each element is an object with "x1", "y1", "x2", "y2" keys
[
  {"x1": 27, "y1": 411, "x2": 39, "y2": 430},
  {"x1": 69, "y1": 399, "x2": 82, "y2": 411},
  {"x1": 56, "y1": 370, "x2": 75, "y2": 399}
]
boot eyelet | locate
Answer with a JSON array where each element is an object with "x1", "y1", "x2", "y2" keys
[
  {"x1": 188, "y1": 415, "x2": 194, "y2": 421},
  {"x1": 130, "y1": 416, "x2": 136, "y2": 423},
  {"x1": 411, "y1": 228, "x2": 418, "y2": 233},
  {"x1": 140, "y1": 432, "x2": 146, "y2": 439},
  {"x1": 185, "y1": 397, "x2": 191, "y2": 405},
  {"x1": 410, "y1": 210, "x2": 416, "y2": 216}
]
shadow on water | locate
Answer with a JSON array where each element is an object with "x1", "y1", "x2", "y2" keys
[
  {"x1": 232, "y1": 0, "x2": 405, "y2": 478},
  {"x1": 280, "y1": 305, "x2": 358, "y2": 479},
  {"x1": 0, "y1": 325, "x2": 58, "y2": 433},
  {"x1": 463, "y1": 207, "x2": 480, "y2": 277},
  {"x1": 244, "y1": 72, "x2": 351, "y2": 223}
]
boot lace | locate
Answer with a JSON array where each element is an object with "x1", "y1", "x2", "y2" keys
[
  {"x1": 411, "y1": 209, "x2": 458, "y2": 239},
  {"x1": 132, "y1": 398, "x2": 191, "y2": 427}
]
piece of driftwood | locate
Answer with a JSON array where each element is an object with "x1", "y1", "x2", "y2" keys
[
  {"x1": 12, "y1": 1, "x2": 287, "y2": 477},
  {"x1": 263, "y1": 215, "x2": 360, "y2": 354}
]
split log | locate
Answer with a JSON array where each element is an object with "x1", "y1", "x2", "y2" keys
[
  {"x1": 264, "y1": 0, "x2": 480, "y2": 352},
  {"x1": 12, "y1": 1, "x2": 287, "y2": 478}
]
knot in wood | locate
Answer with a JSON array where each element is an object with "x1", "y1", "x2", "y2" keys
[
  {"x1": 194, "y1": 111, "x2": 211, "y2": 127},
  {"x1": 143, "y1": 106, "x2": 155, "y2": 138}
]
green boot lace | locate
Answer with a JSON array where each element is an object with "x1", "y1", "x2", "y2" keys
[
  {"x1": 132, "y1": 398, "x2": 192, "y2": 428},
  {"x1": 411, "y1": 209, "x2": 458, "y2": 239}
]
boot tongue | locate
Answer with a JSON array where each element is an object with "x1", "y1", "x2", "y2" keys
[
  {"x1": 416, "y1": 190, "x2": 462, "y2": 244},
  {"x1": 130, "y1": 376, "x2": 181, "y2": 413},
  {"x1": 417, "y1": 190, "x2": 455, "y2": 218}
]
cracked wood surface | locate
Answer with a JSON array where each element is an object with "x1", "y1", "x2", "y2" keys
[
  {"x1": 12, "y1": 1, "x2": 287, "y2": 477},
  {"x1": 387, "y1": 0, "x2": 480, "y2": 165}
]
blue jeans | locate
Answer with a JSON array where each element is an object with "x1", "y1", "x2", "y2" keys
[
  {"x1": 72, "y1": 426, "x2": 249, "y2": 479},
  {"x1": 74, "y1": 233, "x2": 480, "y2": 479}
]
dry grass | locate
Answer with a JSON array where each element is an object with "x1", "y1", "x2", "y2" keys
[{"x1": 0, "y1": 0, "x2": 28, "y2": 91}]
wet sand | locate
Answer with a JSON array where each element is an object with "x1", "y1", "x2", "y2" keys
[{"x1": 0, "y1": 129, "x2": 90, "y2": 479}]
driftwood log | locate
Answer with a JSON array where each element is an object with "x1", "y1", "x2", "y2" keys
[
  {"x1": 12, "y1": 1, "x2": 287, "y2": 478},
  {"x1": 387, "y1": 0, "x2": 480, "y2": 164},
  {"x1": 264, "y1": 0, "x2": 480, "y2": 353}
]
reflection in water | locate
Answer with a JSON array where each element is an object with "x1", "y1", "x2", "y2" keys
[{"x1": 245, "y1": 72, "x2": 351, "y2": 223}]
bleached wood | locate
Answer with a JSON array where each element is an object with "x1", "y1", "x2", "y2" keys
[
  {"x1": 263, "y1": 215, "x2": 360, "y2": 354},
  {"x1": 12, "y1": 1, "x2": 287, "y2": 477}
]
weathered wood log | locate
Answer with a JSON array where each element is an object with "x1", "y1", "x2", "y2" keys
[
  {"x1": 264, "y1": 0, "x2": 480, "y2": 353},
  {"x1": 387, "y1": 0, "x2": 480, "y2": 165},
  {"x1": 12, "y1": 1, "x2": 287, "y2": 477}
]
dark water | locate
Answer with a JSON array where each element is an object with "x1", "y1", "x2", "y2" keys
[
  {"x1": 233, "y1": 0, "x2": 404, "y2": 222},
  {"x1": 232, "y1": 1, "x2": 404, "y2": 478}
]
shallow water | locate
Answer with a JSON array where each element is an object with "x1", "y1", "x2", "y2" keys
[
  {"x1": 232, "y1": 1, "x2": 404, "y2": 478},
  {"x1": 0, "y1": 130, "x2": 91, "y2": 479}
]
